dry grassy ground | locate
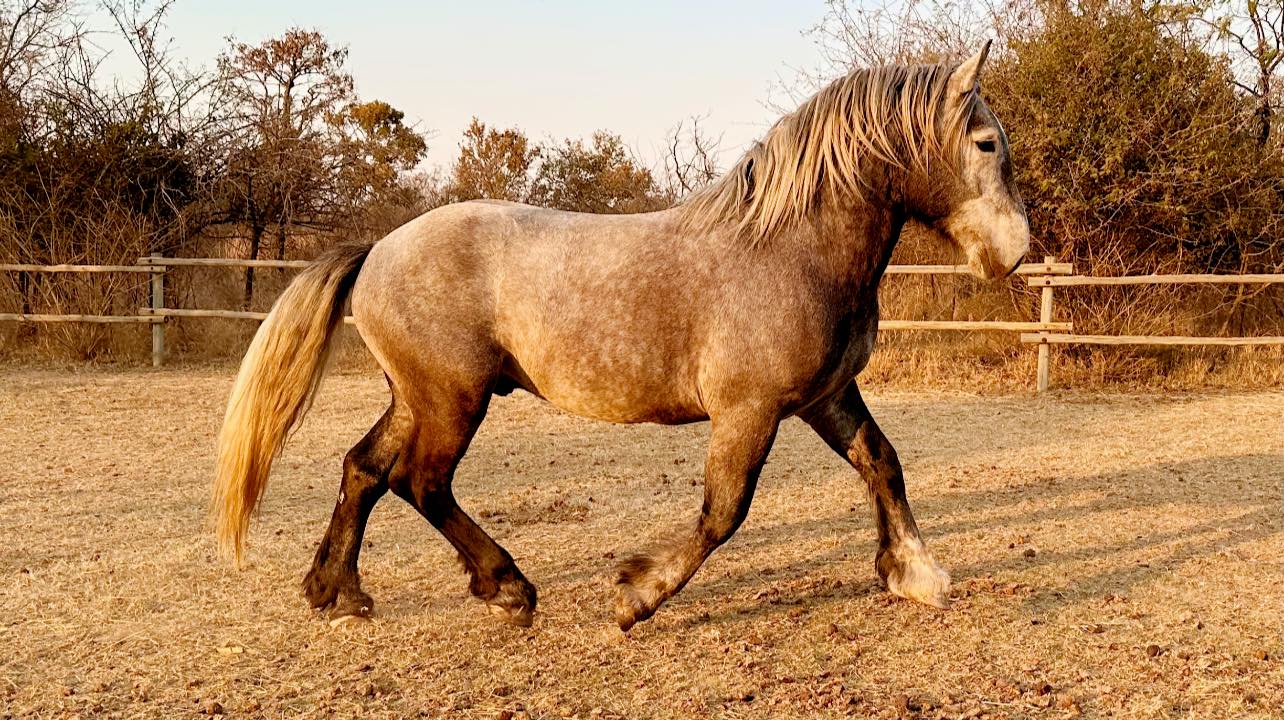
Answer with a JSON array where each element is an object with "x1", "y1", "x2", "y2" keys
[{"x1": 0, "y1": 368, "x2": 1280, "y2": 719}]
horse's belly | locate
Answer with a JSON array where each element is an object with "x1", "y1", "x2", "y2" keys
[
  {"x1": 544, "y1": 384, "x2": 707, "y2": 425},
  {"x1": 503, "y1": 345, "x2": 706, "y2": 425}
]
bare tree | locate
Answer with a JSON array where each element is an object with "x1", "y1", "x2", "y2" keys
[
  {"x1": 0, "y1": 0, "x2": 79, "y2": 96},
  {"x1": 0, "y1": 1, "x2": 79, "y2": 155},
  {"x1": 216, "y1": 28, "x2": 353, "y2": 304},
  {"x1": 770, "y1": 0, "x2": 994, "y2": 108},
  {"x1": 663, "y1": 114, "x2": 721, "y2": 198},
  {"x1": 0, "y1": 0, "x2": 225, "y2": 353},
  {"x1": 1197, "y1": 0, "x2": 1284, "y2": 146}
]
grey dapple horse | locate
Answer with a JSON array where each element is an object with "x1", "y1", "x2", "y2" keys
[{"x1": 213, "y1": 42, "x2": 1028, "y2": 630}]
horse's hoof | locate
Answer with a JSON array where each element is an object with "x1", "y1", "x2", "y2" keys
[
  {"x1": 331, "y1": 588, "x2": 375, "y2": 619},
  {"x1": 487, "y1": 601, "x2": 535, "y2": 627},
  {"x1": 615, "y1": 610, "x2": 639, "y2": 632},
  {"x1": 893, "y1": 584, "x2": 950, "y2": 610},
  {"x1": 613, "y1": 583, "x2": 656, "y2": 632},
  {"x1": 481, "y1": 572, "x2": 537, "y2": 627},
  {"x1": 614, "y1": 555, "x2": 668, "y2": 631},
  {"x1": 883, "y1": 545, "x2": 952, "y2": 609},
  {"x1": 328, "y1": 614, "x2": 370, "y2": 629}
]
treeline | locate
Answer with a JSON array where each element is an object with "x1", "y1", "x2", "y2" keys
[
  {"x1": 427, "y1": 0, "x2": 1284, "y2": 278},
  {"x1": 7, "y1": 0, "x2": 1280, "y2": 279},
  {"x1": 0, "y1": 2, "x2": 430, "y2": 312},
  {"x1": 0, "y1": 1, "x2": 715, "y2": 319},
  {"x1": 432, "y1": 120, "x2": 692, "y2": 215}
]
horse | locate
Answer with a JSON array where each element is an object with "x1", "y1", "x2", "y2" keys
[{"x1": 212, "y1": 42, "x2": 1029, "y2": 631}]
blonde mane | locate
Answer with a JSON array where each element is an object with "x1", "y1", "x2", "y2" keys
[{"x1": 678, "y1": 62, "x2": 976, "y2": 243}]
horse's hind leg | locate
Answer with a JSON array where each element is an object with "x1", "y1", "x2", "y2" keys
[
  {"x1": 615, "y1": 406, "x2": 779, "y2": 630},
  {"x1": 800, "y1": 380, "x2": 950, "y2": 608},
  {"x1": 391, "y1": 387, "x2": 537, "y2": 627},
  {"x1": 303, "y1": 397, "x2": 412, "y2": 618}
]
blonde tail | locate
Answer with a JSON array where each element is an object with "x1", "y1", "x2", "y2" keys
[{"x1": 212, "y1": 243, "x2": 371, "y2": 565}]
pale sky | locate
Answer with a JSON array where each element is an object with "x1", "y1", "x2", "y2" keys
[{"x1": 100, "y1": 1, "x2": 834, "y2": 171}]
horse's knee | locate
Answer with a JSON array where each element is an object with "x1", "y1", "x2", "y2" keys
[
  {"x1": 701, "y1": 511, "x2": 735, "y2": 544},
  {"x1": 342, "y1": 443, "x2": 392, "y2": 494},
  {"x1": 339, "y1": 470, "x2": 381, "y2": 510},
  {"x1": 388, "y1": 470, "x2": 452, "y2": 526},
  {"x1": 700, "y1": 506, "x2": 748, "y2": 548},
  {"x1": 850, "y1": 424, "x2": 900, "y2": 476},
  {"x1": 340, "y1": 404, "x2": 410, "y2": 493}
]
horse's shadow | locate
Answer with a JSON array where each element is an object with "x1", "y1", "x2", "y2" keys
[{"x1": 520, "y1": 450, "x2": 1278, "y2": 628}]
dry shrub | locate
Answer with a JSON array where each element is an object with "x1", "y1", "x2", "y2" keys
[{"x1": 868, "y1": 333, "x2": 1283, "y2": 392}]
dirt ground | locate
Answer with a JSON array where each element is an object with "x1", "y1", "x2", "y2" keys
[{"x1": 0, "y1": 367, "x2": 1280, "y2": 719}]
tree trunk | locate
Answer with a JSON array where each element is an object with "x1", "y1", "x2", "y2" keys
[
  {"x1": 243, "y1": 224, "x2": 264, "y2": 309},
  {"x1": 1254, "y1": 100, "x2": 1271, "y2": 148},
  {"x1": 275, "y1": 222, "x2": 287, "y2": 265}
]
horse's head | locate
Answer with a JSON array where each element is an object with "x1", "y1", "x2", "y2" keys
[{"x1": 911, "y1": 42, "x2": 1030, "y2": 279}]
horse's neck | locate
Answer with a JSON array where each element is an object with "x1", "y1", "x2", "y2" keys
[{"x1": 807, "y1": 190, "x2": 906, "y2": 298}]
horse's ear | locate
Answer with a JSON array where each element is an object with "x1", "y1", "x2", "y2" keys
[{"x1": 947, "y1": 40, "x2": 991, "y2": 99}]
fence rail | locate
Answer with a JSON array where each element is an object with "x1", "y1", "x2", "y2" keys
[
  {"x1": 1021, "y1": 333, "x2": 1284, "y2": 346},
  {"x1": 4, "y1": 254, "x2": 1282, "y2": 390},
  {"x1": 1028, "y1": 273, "x2": 1284, "y2": 287},
  {"x1": 0, "y1": 263, "x2": 158, "y2": 273},
  {"x1": 137, "y1": 307, "x2": 361, "y2": 325},
  {"x1": 886, "y1": 261, "x2": 1074, "y2": 276},
  {"x1": 1019, "y1": 266, "x2": 1284, "y2": 389},
  {"x1": 0, "y1": 312, "x2": 162, "y2": 324},
  {"x1": 135, "y1": 256, "x2": 311, "y2": 270}
]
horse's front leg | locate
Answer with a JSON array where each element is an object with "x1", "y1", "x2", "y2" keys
[
  {"x1": 801, "y1": 381, "x2": 951, "y2": 608},
  {"x1": 615, "y1": 406, "x2": 779, "y2": 631}
]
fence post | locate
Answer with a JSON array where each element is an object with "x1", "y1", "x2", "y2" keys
[
  {"x1": 150, "y1": 253, "x2": 165, "y2": 367},
  {"x1": 1036, "y1": 254, "x2": 1055, "y2": 393}
]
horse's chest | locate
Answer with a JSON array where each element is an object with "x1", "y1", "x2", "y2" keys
[
  {"x1": 783, "y1": 307, "x2": 878, "y2": 407},
  {"x1": 842, "y1": 322, "x2": 879, "y2": 371}
]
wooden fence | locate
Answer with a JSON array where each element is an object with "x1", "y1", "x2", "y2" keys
[
  {"x1": 1019, "y1": 256, "x2": 1284, "y2": 391},
  {"x1": 3, "y1": 255, "x2": 1282, "y2": 391}
]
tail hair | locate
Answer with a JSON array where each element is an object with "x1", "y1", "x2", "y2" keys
[{"x1": 211, "y1": 242, "x2": 371, "y2": 565}]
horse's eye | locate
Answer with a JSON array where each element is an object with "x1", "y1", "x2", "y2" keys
[{"x1": 975, "y1": 140, "x2": 996, "y2": 153}]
